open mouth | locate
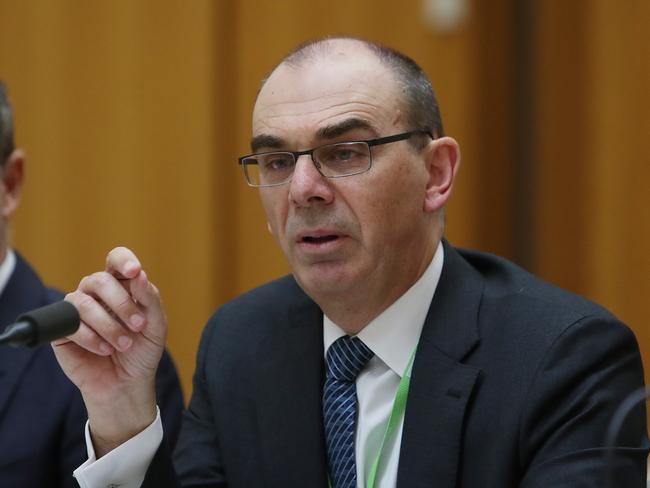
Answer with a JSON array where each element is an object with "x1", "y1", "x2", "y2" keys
[{"x1": 302, "y1": 235, "x2": 339, "y2": 244}]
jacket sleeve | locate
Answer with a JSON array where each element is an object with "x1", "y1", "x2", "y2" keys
[
  {"x1": 143, "y1": 320, "x2": 227, "y2": 488},
  {"x1": 519, "y1": 316, "x2": 649, "y2": 487},
  {"x1": 57, "y1": 368, "x2": 89, "y2": 488},
  {"x1": 156, "y1": 349, "x2": 185, "y2": 451}
]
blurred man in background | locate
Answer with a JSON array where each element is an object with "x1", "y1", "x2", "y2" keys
[{"x1": 0, "y1": 81, "x2": 185, "y2": 488}]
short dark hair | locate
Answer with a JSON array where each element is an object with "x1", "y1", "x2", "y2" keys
[
  {"x1": 279, "y1": 37, "x2": 445, "y2": 140},
  {"x1": 0, "y1": 81, "x2": 15, "y2": 166}
]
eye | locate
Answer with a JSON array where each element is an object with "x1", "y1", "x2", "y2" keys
[
  {"x1": 259, "y1": 153, "x2": 294, "y2": 172},
  {"x1": 319, "y1": 144, "x2": 367, "y2": 164},
  {"x1": 332, "y1": 148, "x2": 357, "y2": 161}
]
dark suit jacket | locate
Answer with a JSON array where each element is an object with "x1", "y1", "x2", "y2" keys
[
  {"x1": 144, "y1": 241, "x2": 649, "y2": 487},
  {"x1": 0, "y1": 252, "x2": 185, "y2": 488}
]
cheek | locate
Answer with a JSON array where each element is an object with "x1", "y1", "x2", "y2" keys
[
  {"x1": 374, "y1": 162, "x2": 425, "y2": 206},
  {"x1": 259, "y1": 186, "x2": 284, "y2": 209},
  {"x1": 359, "y1": 166, "x2": 427, "y2": 240},
  {"x1": 259, "y1": 192, "x2": 286, "y2": 238}
]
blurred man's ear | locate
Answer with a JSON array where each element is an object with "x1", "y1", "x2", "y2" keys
[{"x1": 1, "y1": 149, "x2": 25, "y2": 219}]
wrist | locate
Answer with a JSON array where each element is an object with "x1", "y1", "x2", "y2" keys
[{"x1": 83, "y1": 384, "x2": 157, "y2": 458}]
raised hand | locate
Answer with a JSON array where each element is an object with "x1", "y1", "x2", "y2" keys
[{"x1": 52, "y1": 247, "x2": 167, "y2": 457}]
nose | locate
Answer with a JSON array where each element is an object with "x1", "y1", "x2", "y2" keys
[{"x1": 288, "y1": 154, "x2": 334, "y2": 207}]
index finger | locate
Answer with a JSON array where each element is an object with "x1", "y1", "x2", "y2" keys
[{"x1": 105, "y1": 246, "x2": 142, "y2": 280}]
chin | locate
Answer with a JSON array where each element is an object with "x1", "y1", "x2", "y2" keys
[{"x1": 294, "y1": 264, "x2": 356, "y2": 299}]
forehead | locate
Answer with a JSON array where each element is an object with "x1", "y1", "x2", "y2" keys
[{"x1": 252, "y1": 49, "x2": 403, "y2": 144}]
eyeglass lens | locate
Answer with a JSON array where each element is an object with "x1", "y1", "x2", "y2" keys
[{"x1": 242, "y1": 141, "x2": 371, "y2": 186}]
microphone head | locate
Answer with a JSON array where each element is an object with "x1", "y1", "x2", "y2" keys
[{"x1": 15, "y1": 301, "x2": 80, "y2": 347}]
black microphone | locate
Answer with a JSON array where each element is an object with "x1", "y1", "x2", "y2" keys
[{"x1": 0, "y1": 301, "x2": 80, "y2": 347}]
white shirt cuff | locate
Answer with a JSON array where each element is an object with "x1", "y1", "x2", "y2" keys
[{"x1": 73, "y1": 407, "x2": 163, "y2": 488}]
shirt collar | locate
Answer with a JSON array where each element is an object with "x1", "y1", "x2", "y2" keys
[
  {"x1": 324, "y1": 241, "x2": 444, "y2": 377},
  {"x1": 0, "y1": 249, "x2": 16, "y2": 298}
]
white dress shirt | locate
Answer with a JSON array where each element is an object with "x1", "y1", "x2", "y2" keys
[
  {"x1": 74, "y1": 243, "x2": 444, "y2": 488},
  {"x1": 324, "y1": 242, "x2": 443, "y2": 487},
  {"x1": 74, "y1": 408, "x2": 163, "y2": 488},
  {"x1": 0, "y1": 249, "x2": 16, "y2": 297}
]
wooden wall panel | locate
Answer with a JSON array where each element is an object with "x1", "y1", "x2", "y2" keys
[
  {"x1": 230, "y1": 0, "x2": 518, "y2": 295},
  {"x1": 584, "y1": 0, "x2": 650, "y2": 341},
  {"x1": 535, "y1": 0, "x2": 650, "y2": 407},
  {"x1": 534, "y1": 0, "x2": 593, "y2": 293},
  {"x1": 0, "y1": 0, "x2": 522, "y2": 396},
  {"x1": 0, "y1": 0, "x2": 222, "y2": 394},
  {"x1": 3, "y1": 0, "x2": 645, "y2": 414}
]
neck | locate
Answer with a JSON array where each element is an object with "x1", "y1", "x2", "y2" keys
[{"x1": 320, "y1": 240, "x2": 439, "y2": 335}]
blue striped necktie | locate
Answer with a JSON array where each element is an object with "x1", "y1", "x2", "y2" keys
[{"x1": 323, "y1": 336, "x2": 374, "y2": 488}]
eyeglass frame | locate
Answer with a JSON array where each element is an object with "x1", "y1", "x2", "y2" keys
[{"x1": 237, "y1": 129, "x2": 434, "y2": 187}]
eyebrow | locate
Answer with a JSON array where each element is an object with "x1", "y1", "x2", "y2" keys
[
  {"x1": 250, "y1": 134, "x2": 286, "y2": 153},
  {"x1": 315, "y1": 118, "x2": 380, "y2": 140},
  {"x1": 250, "y1": 118, "x2": 380, "y2": 153}
]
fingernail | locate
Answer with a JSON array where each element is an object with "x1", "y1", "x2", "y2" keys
[
  {"x1": 125, "y1": 260, "x2": 138, "y2": 275},
  {"x1": 130, "y1": 314, "x2": 145, "y2": 330},
  {"x1": 118, "y1": 336, "x2": 133, "y2": 351},
  {"x1": 99, "y1": 342, "x2": 113, "y2": 355}
]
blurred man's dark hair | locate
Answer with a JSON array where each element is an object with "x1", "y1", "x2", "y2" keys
[{"x1": 0, "y1": 81, "x2": 15, "y2": 165}]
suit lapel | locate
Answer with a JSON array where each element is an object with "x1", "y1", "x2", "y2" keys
[
  {"x1": 255, "y1": 286, "x2": 328, "y2": 487},
  {"x1": 397, "y1": 242, "x2": 483, "y2": 488},
  {"x1": 250, "y1": 242, "x2": 485, "y2": 487},
  {"x1": 0, "y1": 254, "x2": 46, "y2": 420}
]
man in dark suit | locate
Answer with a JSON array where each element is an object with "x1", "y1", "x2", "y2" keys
[
  {"x1": 55, "y1": 38, "x2": 648, "y2": 487},
  {"x1": 0, "y1": 81, "x2": 185, "y2": 488}
]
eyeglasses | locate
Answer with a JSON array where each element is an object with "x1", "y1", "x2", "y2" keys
[{"x1": 238, "y1": 129, "x2": 433, "y2": 187}]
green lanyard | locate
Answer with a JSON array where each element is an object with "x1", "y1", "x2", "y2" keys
[
  {"x1": 327, "y1": 348, "x2": 417, "y2": 488},
  {"x1": 366, "y1": 348, "x2": 416, "y2": 488}
]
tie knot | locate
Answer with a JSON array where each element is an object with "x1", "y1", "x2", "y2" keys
[{"x1": 326, "y1": 336, "x2": 374, "y2": 382}]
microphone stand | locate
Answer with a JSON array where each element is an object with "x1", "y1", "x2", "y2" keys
[{"x1": 604, "y1": 386, "x2": 650, "y2": 488}]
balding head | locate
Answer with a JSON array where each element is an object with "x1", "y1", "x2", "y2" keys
[
  {"x1": 248, "y1": 38, "x2": 460, "y2": 330},
  {"x1": 260, "y1": 37, "x2": 445, "y2": 140}
]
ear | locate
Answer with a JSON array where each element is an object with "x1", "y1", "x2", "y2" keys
[
  {"x1": 1, "y1": 149, "x2": 25, "y2": 219},
  {"x1": 423, "y1": 137, "x2": 460, "y2": 214}
]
